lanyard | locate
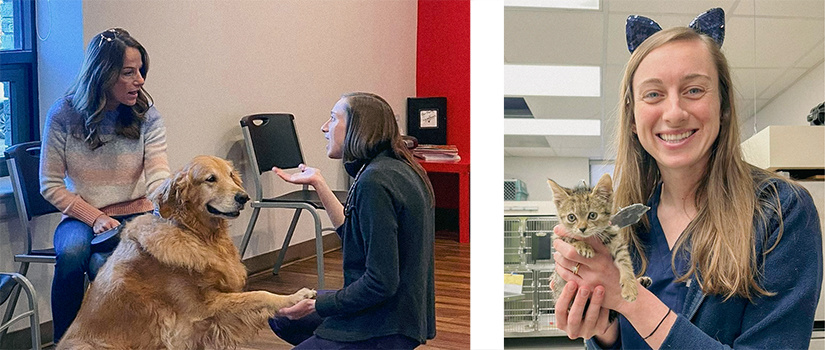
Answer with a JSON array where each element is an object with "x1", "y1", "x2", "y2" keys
[{"x1": 344, "y1": 162, "x2": 367, "y2": 217}]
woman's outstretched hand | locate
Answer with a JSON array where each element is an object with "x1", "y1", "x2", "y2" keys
[
  {"x1": 278, "y1": 299, "x2": 316, "y2": 320},
  {"x1": 273, "y1": 164, "x2": 322, "y2": 187}
]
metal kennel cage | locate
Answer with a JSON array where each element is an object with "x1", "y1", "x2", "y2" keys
[
  {"x1": 503, "y1": 269, "x2": 564, "y2": 337},
  {"x1": 504, "y1": 217, "x2": 558, "y2": 268},
  {"x1": 503, "y1": 215, "x2": 566, "y2": 337},
  {"x1": 504, "y1": 217, "x2": 524, "y2": 267}
]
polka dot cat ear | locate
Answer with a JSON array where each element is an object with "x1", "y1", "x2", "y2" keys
[{"x1": 625, "y1": 7, "x2": 725, "y2": 53}]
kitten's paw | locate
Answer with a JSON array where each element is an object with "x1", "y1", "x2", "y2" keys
[
  {"x1": 638, "y1": 276, "x2": 652, "y2": 288},
  {"x1": 576, "y1": 246, "x2": 595, "y2": 258},
  {"x1": 620, "y1": 279, "x2": 638, "y2": 302}
]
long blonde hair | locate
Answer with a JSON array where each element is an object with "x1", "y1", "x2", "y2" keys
[{"x1": 614, "y1": 27, "x2": 787, "y2": 301}]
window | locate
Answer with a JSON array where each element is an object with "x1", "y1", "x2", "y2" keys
[{"x1": 0, "y1": 0, "x2": 39, "y2": 177}]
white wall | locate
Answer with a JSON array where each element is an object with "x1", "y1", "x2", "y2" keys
[
  {"x1": 2, "y1": 0, "x2": 416, "y2": 330},
  {"x1": 80, "y1": 0, "x2": 417, "y2": 256},
  {"x1": 503, "y1": 156, "x2": 590, "y2": 201},
  {"x1": 36, "y1": 0, "x2": 84, "y2": 130},
  {"x1": 740, "y1": 61, "x2": 825, "y2": 140}
]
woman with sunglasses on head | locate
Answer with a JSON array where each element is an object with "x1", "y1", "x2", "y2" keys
[
  {"x1": 40, "y1": 28, "x2": 170, "y2": 342},
  {"x1": 550, "y1": 9, "x2": 822, "y2": 349},
  {"x1": 268, "y1": 92, "x2": 436, "y2": 349}
]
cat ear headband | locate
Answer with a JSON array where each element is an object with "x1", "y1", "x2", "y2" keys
[{"x1": 625, "y1": 8, "x2": 725, "y2": 53}]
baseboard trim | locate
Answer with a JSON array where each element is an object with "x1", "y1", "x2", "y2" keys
[
  {"x1": 0, "y1": 234, "x2": 339, "y2": 349},
  {"x1": 242, "y1": 232, "x2": 342, "y2": 275}
]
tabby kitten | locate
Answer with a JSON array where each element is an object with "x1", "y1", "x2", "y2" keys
[{"x1": 548, "y1": 174, "x2": 647, "y2": 319}]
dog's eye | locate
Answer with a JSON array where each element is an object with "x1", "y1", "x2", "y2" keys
[{"x1": 205, "y1": 175, "x2": 217, "y2": 183}]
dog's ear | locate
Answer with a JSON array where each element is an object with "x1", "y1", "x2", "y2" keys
[
  {"x1": 230, "y1": 169, "x2": 243, "y2": 187},
  {"x1": 150, "y1": 170, "x2": 189, "y2": 214}
]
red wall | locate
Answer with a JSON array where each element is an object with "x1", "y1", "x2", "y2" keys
[{"x1": 416, "y1": 0, "x2": 471, "y2": 161}]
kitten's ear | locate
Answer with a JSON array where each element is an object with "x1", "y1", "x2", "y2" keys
[
  {"x1": 547, "y1": 179, "x2": 570, "y2": 204},
  {"x1": 592, "y1": 173, "x2": 613, "y2": 200}
]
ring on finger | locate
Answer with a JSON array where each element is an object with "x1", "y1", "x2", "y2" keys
[{"x1": 572, "y1": 262, "x2": 581, "y2": 275}]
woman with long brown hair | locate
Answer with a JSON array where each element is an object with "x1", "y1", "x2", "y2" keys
[
  {"x1": 268, "y1": 92, "x2": 436, "y2": 349},
  {"x1": 551, "y1": 9, "x2": 822, "y2": 349},
  {"x1": 40, "y1": 27, "x2": 170, "y2": 343}
]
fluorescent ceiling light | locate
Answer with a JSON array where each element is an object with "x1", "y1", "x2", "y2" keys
[
  {"x1": 504, "y1": 0, "x2": 599, "y2": 10},
  {"x1": 505, "y1": 65, "x2": 600, "y2": 97},
  {"x1": 504, "y1": 118, "x2": 600, "y2": 136}
]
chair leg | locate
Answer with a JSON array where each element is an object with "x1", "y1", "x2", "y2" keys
[
  {"x1": 240, "y1": 207, "x2": 262, "y2": 258},
  {"x1": 273, "y1": 209, "x2": 303, "y2": 276},
  {"x1": 309, "y1": 210, "x2": 325, "y2": 290},
  {"x1": 0, "y1": 262, "x2": 29, "y2": 342},
  {"x1": 12, "y1": 274, "x2": 40, "y2": 350},
  {"x1": 0, "y1": 284, "x2": 20, "y2": 343}
]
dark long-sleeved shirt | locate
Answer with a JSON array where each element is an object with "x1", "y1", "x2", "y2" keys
[{"x1": 314, "y1": 151, "x2": 436, "y2": 343}]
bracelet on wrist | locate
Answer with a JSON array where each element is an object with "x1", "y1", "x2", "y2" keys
[{"x1": 644, "y1": 308, "x2": 671, "y2": 340}]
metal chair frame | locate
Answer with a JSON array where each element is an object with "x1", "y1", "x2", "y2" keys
[
  {"x1": 0, "y1": 273, "x2": 41, "y2": 350},
  {"x1": 0, "y1": 141, "x2": 58, "y2": 346},
  {"x1": 239, "y1": 114, "x2": 347, "y2": 289}
]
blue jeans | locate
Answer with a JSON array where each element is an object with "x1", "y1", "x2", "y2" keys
[
  {"x1": 269, "y1": 290, "x2": 419, "y2": 349},
  {"x1": 51, "y1": 212, "x2": 147, "y2": 342}
]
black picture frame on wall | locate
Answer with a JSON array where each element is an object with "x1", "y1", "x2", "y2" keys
[{"x1": 407, "y1": 97, "x2": 447, "y2": 145}]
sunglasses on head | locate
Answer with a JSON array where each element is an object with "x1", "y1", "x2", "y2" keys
[{"x1": 97, "y1": 28, "x2": 125, "y2": 48}]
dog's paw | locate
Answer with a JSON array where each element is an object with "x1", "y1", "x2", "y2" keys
[
  {"x1": 620, "y1": 279, "x2": 638, "y2": 302},
  {"x1": 286, "y1": 288, "x2": 316, "y2": 305},
  {"x1": 295, "y1": 288, "x2": 317, "y2": 300}
]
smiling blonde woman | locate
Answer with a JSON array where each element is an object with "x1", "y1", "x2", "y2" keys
[{"x1": 550, "y1": 9, "x2": 823, "y2": 349}]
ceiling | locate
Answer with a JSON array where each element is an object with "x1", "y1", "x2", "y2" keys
[{"x1": 504, "y1": 0, "x2": 824, "y2": 159}]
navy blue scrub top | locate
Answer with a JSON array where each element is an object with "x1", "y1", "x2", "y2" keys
[{"x1": 619, "y1": 183, "x2": 690, "y2": 349}]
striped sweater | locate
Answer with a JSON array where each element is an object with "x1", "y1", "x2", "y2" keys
[{"x1": 39, "y1": 96, "x2": 171, "y2": 226}]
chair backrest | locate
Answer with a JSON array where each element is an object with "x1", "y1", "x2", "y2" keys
[
  {"x1": 0, "y1": 274, "x2": 13, "y2": 305},
  {"x1": 240, "y1": 114, "x2": 305, "y2": 174},
  {"x1": 4, "y1": 142, "x2": 59, "y2": 221}
]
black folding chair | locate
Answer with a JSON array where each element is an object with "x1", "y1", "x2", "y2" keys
[
  {"x1": 239, "y1": 114, "x2": 347, "y2": 289},
  {"x1": 0, "y1": 141, "x2": 58, "y2": 345}
]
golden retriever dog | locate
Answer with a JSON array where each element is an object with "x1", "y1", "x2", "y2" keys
[{"x1": 57, "y1": 155, "x2": 316, "y2": 350}]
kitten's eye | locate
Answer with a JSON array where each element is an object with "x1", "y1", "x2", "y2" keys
[
  {"x1": 588, "y1": 212, "x2": 597, "y2": 220},
  {"x1": 567, "y1": 214, "x2": 576, "y2": 222},
  {"x1": 205, "y1": 175, "x2": 217, "y2": 183}
]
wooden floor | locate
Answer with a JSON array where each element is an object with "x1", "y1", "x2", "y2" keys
[{"x1": 240, "y1": 233, "x2": 470, "y2": 349}]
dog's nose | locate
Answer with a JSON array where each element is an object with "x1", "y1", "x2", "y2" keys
[{"x1": 235, "y1": 192, "x2": 250, "y2": 205}]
